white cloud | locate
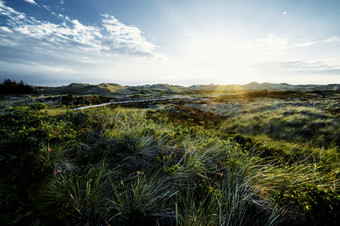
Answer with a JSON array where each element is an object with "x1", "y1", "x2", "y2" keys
[
  {"x1": 323, "y1": 36, "x2": 340, "y2": 43},
  {"x1": 0, "y1": 1, "x2": 26, "y2": 20},
  {"x1": 0, "y1": 2, "x2": 155, "y2": 56},
  {"x1": 252, "y1": 60, "x2": 340, "y2": 76},
  {"x1": 0, "y1": 0, "x2": 158, "y2": 85},
  {"x1": 24, "y1": 0, "x2": 37, "y2": 5},
  {"x1": 256, "y1": 34, "x2": 289, "y2": 51},
  {"x1": 0, "y1": 26, "x2": 12, "y2": 33},
  {"x1": 296, "y1": 36, "x2": 340, "y2": 47},
  {"x1": 101, "y1": 14, "x2": 155, "y2": 54},
  {"x1": 296, "y1": 41, "x2": 318, "y2": 47}
]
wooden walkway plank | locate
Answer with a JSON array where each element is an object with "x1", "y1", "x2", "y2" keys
[{"x1": 73, "y1": 97, "x2": 178, "y2": 111}]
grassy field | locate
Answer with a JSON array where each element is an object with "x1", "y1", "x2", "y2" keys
[{"x1": 0, "y1": 90, "x2": 339, "y2": 225}]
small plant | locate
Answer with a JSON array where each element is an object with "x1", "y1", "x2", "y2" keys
[
  {"x1": 109, "y1": 171, "x2": 177, "y2": 225},
  {"x1": 115, "y1": 133, "x2": 160, "y2": 170},
  {"x1": 38, "y1": 161, "x2": 116, "y2": 225},
  {"x1": 36, "y1": 144, "x2": 78, "y2": 175},
  {"x1": 273, "y1": 184, "x2": 339, "y2": 225}
]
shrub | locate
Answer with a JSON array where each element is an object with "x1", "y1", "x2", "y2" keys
[{"x1": 273, "y1": 184, "x2": 339, "y2": 225}]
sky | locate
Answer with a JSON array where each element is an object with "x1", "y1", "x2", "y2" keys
[{"x1": 0, "y1": 0, "x2": 340, "y2": 86}]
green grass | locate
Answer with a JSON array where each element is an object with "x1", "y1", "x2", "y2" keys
[
  {"x1": 0, "y1": 95, "x2": 339, "y2": 225},
  {"x1": 221, "y1": 102, "x2": 340, "y2": 148}
]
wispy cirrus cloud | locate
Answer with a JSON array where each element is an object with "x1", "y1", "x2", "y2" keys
[
  {"x1": 296, "y1": 36, "x2": 340, "y2": 47},
  {"x1": 23, "y1": 0, "x2": 37, "y2": 5},
  {"x1": 323, "y1": 36, "x2": 340, "y2": 44},
  {"x1": 0, "y1": 26, "x2": 12, "y2": 33},
  {"x1": 295, "y1": 41, "x2": 318, "y2": 47},
  {"x1": 251, "y1": 60, "x2": 340, "y2": 76}
]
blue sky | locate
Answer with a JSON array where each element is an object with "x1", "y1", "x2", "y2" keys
[{"x1": 0, "y1": 0, "x2": 340, "y2": 85}]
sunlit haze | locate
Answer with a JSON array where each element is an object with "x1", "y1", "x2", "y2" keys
[{"x1": 1, "y1": 0, "x2": 340, "y2": 86}]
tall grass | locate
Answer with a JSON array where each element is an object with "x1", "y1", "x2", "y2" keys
[
  {"x1": 110, "y1": 171, "x2": 177, "y2": 225},
  {"x1": 1, "y1": 104, "x2": 338, "y2": 225},
  {"x1": 221, "y1": 104, "x2": 340, "y2": 148},
  {"x1": 37, "y1": 161, "x2": 118, "y2": 225},
  {"x1": 37, "y1": 144, "x2": 78, "y2": 175}
]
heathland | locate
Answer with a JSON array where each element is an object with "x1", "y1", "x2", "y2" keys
[{"x1": 0, "y1": 81, "x2": 339, "y2": 225}]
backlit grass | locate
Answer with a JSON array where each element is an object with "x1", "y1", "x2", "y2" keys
[{"x1": 0, "y1": 94, "x2": 339, "y2": 225}]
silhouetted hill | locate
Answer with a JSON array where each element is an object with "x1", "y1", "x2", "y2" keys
[{"x1": 34, "y1": 82, "x2": 340, "y2": 97}]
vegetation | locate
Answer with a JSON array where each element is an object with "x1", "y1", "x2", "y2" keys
[
  {"x1": 0, "y1": 79, "x2": 36, "y2": 94},
  {"x1": 0, "y1": 89, "x2": 339, "y2": 225}
]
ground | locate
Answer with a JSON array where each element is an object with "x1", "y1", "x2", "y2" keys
[{"x1": 0, "y1": 87, "x2": 339, "y2": 225}]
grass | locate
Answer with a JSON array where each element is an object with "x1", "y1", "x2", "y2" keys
[
  {"x1": 110, "y1": 171, "x2": 177, "y2": 225},
  {"x1": 0, "y1": 93, "x2": 339, "y2": 225},
  {"x1": 37, "y1": 161, "x2": 115, "y2": 224},
  {"x1": 221, "y1": 101, "x2": 340, "y2": 148}
]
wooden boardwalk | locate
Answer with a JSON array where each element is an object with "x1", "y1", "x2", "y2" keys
[{"x1": 73, "y1": 97, "x2": 178, "y2": 110}]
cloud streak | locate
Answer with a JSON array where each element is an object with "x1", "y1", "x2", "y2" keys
[
  {"x1": 296, "y1": 36, "x2": 340, "y2": 47},
  {"x1": 24, "y1": 0, "x2": 37, "y2": 5},
  {"x1": 251, "y1": 61, "x2": 340, "y2": 76}
]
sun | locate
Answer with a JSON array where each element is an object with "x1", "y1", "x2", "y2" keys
[{"x1": 172, "y1": 35, "x2": 263, "y2": 84}]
